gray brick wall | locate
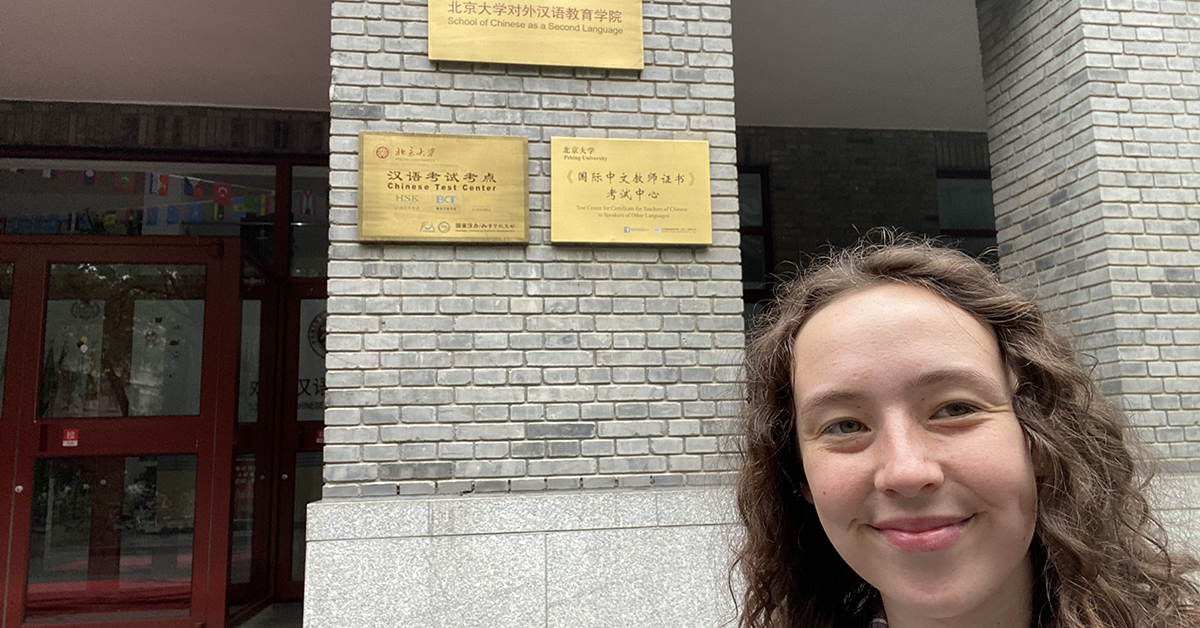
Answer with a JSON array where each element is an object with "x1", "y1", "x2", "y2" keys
[
  {"x1": 325, "y1": 0, "x2": 741, "y2": 497},
  {"x1": 978, "y1": 0, "x2": 1200, "y2": 471},
  {"x1": 737, "y1": 127, "x2": 990, "y2": 270}
]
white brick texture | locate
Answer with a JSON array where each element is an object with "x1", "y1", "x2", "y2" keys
[
  {"x1": 978, "y1": 0, "x2": 1200, "y2": 472},
  {"x1": 325, "y1": 0, "x2": 741, "y2": 497}
]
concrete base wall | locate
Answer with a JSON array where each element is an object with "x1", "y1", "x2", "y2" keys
[{"x1": 303, "y1": 487, "x2": 739, "y2": 628}]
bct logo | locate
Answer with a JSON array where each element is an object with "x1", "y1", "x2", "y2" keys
[{"x1": 436, "y1": 195, "x2": 456, "y2": 204}]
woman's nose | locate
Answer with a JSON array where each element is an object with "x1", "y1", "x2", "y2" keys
[{"x1": 873, "y1": 418, "x2": 944, "y2": 498}]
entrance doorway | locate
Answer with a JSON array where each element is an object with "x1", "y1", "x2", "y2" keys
[
  {"x1": 226, "y1": 268, "x2": 326, "y2": 624},
  {"x1": 0, "y1": 154, "x2": 330, "y2": 628},
  {"x1": 0, "y1": 236, "x2": 241, "y2": 628}
]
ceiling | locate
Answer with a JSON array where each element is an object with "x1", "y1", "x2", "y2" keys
[{"x1": 0, "y1": 0, "x2": 988, "y2": 132}]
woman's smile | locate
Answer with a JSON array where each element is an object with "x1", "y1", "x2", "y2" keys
[{"x1": 870, "y1": 514, "x2": 974, "y2": 553}]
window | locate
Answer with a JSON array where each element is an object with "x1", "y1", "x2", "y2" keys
[{"x1": 739, "y1": 167, "x2": 773, "y2": 330}]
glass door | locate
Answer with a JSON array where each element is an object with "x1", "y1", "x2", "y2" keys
[
  {"x1": 273, "y1": 282, "x2": 325, "y2": 600},
  {"x1": 225, "y1": 257, "x2": 281, "y2": 622},
  {"x1": 1, "y1": 237, "x2": 240, "y2": 628}
]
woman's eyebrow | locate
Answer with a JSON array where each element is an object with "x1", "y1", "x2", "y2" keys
[
  {"x1": 795, "y1": 367, "x2": 1005, "y2": 418},
  {"x1": 908, "y1": 367, "x2": 1006, "y2": 397},
  {"x1": 796, "y1": 389, "x2": 864, "y2": 419}
]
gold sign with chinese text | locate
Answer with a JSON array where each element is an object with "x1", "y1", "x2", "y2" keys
[
  {"x1": 428, "y1": 0, "x2": 644, "y2": 70},
  {"x1": 358, "y1": 132, "x2": 528, "y2": 243},
  {"x1": 550, "y1": 137, "x2": 712, "y2": 245}
]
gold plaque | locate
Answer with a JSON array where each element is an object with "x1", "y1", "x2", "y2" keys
[
  {"x1": 358, "y1": 132, "x2": 529, "y2": 243},
  {"x1": 428, "y1": 0, "x2": 644, "y2": 70},
  {"x1": 550, "y1": 137, "x2": 712, "y2": 245}
]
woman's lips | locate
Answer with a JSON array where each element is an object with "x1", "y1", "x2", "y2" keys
[{"x1": 873, "y1": 516, "x2": 972, "y2": 553}]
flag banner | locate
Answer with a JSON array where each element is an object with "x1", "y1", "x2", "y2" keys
[
  {"x1": 301, "y1": 189, "x2": 315, "y2": 215},
  {"x1": 45, "y1": 215, "x2": 61, "y2": 233},
  {"x1": 116, "y1": 171, "x2": 136, "y2": 192},
  {"x1": 79, "y1": 170, "x2": 96, "y2": 186},
  {"x1": 156, "y1": 173, "x2": 170, "y2": 196},
  {"x1": 42, "y1": 169, "x2": 52, "y2": 179},
  {"x1": 184, "y1": 177, "x2": 203, "y2": 197},
  {"x1": 146, "y1": 207, "x2": 160, "y2": 227},
  {"x1": 187, "y1": 203, "x2": 204, "y2": 223},
  {"x1": 232, "y1": 196, "x2": 246, "y2": 218},
  {"x1": 51, "y1": 170, "x2": 67, "y2": 180},
  {"x1": 244, "y1": 195, "x2": 262, "y2": 216},
  {"x1": 216, "y1": 204, "x2": 227, "y2": 221},
  {"x1": 214, "y1": 182, "x2": 233, "y2": 205},
  {"x1": 166, "y1": 206, "x2": 181, "y2": 225}
]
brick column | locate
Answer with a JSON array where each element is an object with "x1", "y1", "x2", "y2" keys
[
  {"x1": 977, "y1": 0, "x2": 1199, "y2": 528},
  {"x1": 307, "y1": 2, "x2": 741, "y2": 625}
]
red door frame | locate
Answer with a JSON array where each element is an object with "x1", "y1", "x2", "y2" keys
[
  {"x1": 225, "y1": 257, "x2": 283, "y2": 625},
  {"x1": 271, "y1": 279, "x2": 326, "y2": 601},
  {"x1": 0, "y1": 149, "x2": 330, "y2": 625},
  {"x1": 0, "y1": 236, "x2": 240, "y2": 628}
]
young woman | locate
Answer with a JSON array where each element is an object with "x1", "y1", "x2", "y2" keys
[{"x1": 736, "y1": 237, "x2": 1199, "y2": 628}]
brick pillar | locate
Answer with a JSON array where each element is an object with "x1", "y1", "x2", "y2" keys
[
  {"x1": 977, "y1": 0, "x2": 1199, "y2": 543},
  {"x1": 307, "y1": 2, "x2": 741, "y2": 625}
]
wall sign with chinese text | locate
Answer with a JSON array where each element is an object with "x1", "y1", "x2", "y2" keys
[
  {"x1": 550, "y1": 137, "x2": 712, "y2": 245},
  {"x1": 358, "y1": 132, "x2": 529, "y2": 243},
  {"x1": 428, "y1": 0, "x2": 644, "y2": 70}
]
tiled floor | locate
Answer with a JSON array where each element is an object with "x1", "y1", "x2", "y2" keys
[{"x1": 237, "y1": 603, "x2": 303, "y2": 628}]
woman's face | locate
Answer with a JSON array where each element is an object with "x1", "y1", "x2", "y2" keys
[{"x1": 792, "y1": 283, "x2": 1037, "y2": 625}]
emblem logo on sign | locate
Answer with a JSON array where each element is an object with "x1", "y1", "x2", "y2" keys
[
  {"x1": 438, "y1": 222, "x2": 451, "y2": 233},
  {"x1": 375, "y1": 146, "x2": 390, "y2": 159},
  {"x1": 308, "y1": 312, "x2": 328, "y2": 357}
]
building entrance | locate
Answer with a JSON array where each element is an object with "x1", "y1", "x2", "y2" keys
[
  {"x1": 0, "y1": 156, "x2": 330, "y2": 628},
  {"x1": 0, "y1": 236, "x2": 241, "y2": 628}
]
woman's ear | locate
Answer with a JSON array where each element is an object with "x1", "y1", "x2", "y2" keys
[{"x1": 798, "y1": 482, "x2": 814, "y2": 504}]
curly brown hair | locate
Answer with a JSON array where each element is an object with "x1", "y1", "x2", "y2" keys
[{"x1": 735, "y1": 235, "x2": 1199, "y2": 628}]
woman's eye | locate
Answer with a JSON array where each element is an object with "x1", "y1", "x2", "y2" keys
[
  {"x1": 937, "y1": 402, "x2": 978, "y2": 418},
  {"x1": 824, "y1": 419, "x2": 866, "y2": 435}
]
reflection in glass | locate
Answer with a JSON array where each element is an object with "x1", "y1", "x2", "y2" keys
[
  {"x1": 741, "y1": 235, "x2": 767, "y2": 291},
  {"x1": 238, "y1": 301, "x2": 261, "y2": 423},
  {"x1": 25, "y1": 456, "x2": 196, "y2": 623},
  {"x1": 738, "y1": 172, "x2": 764, "y2": 228},
  {"x1": 229, "y1": 455, "x2": 256, "y2": 585},
  {"x1": 0, "y1": 163, "x2": 274, "y2": 240},
  {"x1": 291, "y1": 451, "x2": 323, "y2": 582},
  {"x1": 296, "y1": 300, "x2": 326, "y2": 423},
  {"x1": 1, "y1": 264, "x2": 11, "y2": 409},
  {"x1": 291, "y1": 166, "x2": 329, "y2": 277},
  {"x1": 40, "y1": 264, "x2": 206, "y2": 418}
]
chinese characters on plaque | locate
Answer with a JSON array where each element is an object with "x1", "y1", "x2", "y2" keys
[
  {"x1": 428, "y1": 0, "x2": 644, "y2": 70},
  {"x1": 357, "y1": 132, "x2": 529, "y2": 243},
  {"x1": 550, "y1": 137, "x2": 713, "y2": 245}
]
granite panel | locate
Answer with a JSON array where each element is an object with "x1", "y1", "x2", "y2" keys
[
  {"x1": 307, "y1": 498, "x2": 430, "y2": 541},
  {"x1": 545, "y1": 526, "x2": 737, "y2": 628},
  {"x1": 304, "y1": 537, "x2": 433, "y2": 628},
  {"x1": 656, "y1": 486, "x2": 737, "y2": 526},
  {"x1": 429, "y1": 533, "x2": 546, "y2": 628},
  {"x1": 429, "y1": 490, "x2": 661, "y2": 535}
]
